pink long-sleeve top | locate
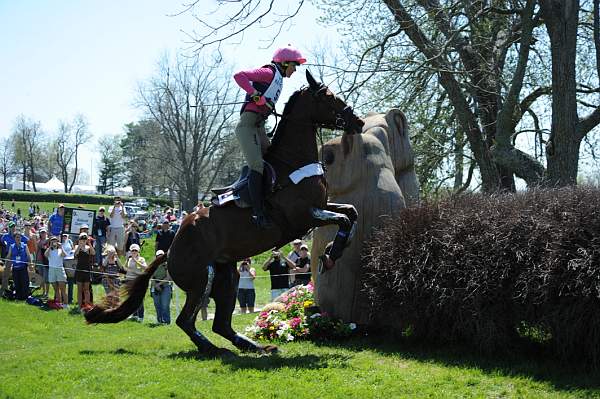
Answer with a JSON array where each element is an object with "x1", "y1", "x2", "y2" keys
[{"x1": 233, "y1": 66, "x2": 275, "y2": 115}]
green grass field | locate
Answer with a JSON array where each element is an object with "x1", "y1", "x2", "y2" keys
[{"x1": 1, "y1": 299, "x2": 600, "y2": 399}]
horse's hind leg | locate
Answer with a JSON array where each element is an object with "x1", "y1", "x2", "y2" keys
[
  {"x1": 176, "y1": 287, "x2": 221, "y2": 355},
  {"x1": 211, "y1": 261, "x2": 276, "y2": 354}
]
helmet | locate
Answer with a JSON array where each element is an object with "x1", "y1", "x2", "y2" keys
[{"x1": 272, "y1": 46, "x2": 306, "y2": 64}]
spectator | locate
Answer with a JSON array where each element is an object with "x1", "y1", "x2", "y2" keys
[
  {"x1": 287, "y1": 239, "x2": 302, "y2": 286},
  {"x1": 155, "y1": 220, "x2": 175, "y2": 253},
  {"x1": 6, "y1": 232, "x2": 33, "y2": 300},
  {"x1": 237, "y1": 258, "x2": 256, "y2": 314},
  {"x1": 45, "y1": 236, "x2": 67, "y2": 307},
  {"x1": 101, "y1": 244, "x2": 121, "y2": 308},
  {"x1": 124, "y1": 221, "x2": 141, "y2": 256},
  {"x1": 151, "y1": 249, "x2": 172, "y2": 324},
  {"x1": 48, "y1": 204, "x2": 65, "y2": 237},
  {"x1": 74, "y1": 232, "x2": 95, "y2": 311},
  {"x1": 2, "y1": 222, "x2": 33, "y2": 294},
  {"x1": 292, "y1": 244, "x2": 311, "y2": 286},
  {"x1": 108, "y1": 197, "x2": 127, "y2": 256},
  {"x1": 61, "y1": 232, "x2": 76, "y2": 304},
  {"x1": 125, "y1": 243, "x2": 146, "y2": 322},
  {"x1": 262, "y1": 250, "x2": 291, "y2": 300},
  {"x1": 92, "y1": 206, "x2": 110, "y2": 267},
  {"x1": 23, "y1": 222, "x2": 37, "y2": 263},
  {"x1": 33, "y1": 227, "x2": 48, "y2": 297}
]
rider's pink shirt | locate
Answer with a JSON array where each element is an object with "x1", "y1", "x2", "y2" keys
[{"x1": 233, "y1": 66, "x2": 275, "y2": 114}]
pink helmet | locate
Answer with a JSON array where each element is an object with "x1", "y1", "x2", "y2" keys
[{"x1": 272, "y1": 45, "x2": 307, "y2": 64}]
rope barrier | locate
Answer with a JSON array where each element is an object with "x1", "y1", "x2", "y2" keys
[{"x1": 0, "y1": 255, "x2": 310, "y2": 282}]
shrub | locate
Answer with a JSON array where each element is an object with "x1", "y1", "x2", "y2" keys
[
  {"x1": 362, "y1": 186, "x2": 600, "y2": 368},
  {"x1": 0, "y1": 190, "x2": 172, "y2": 207}
]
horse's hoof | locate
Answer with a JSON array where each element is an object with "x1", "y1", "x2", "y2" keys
[{"x1": 259, "y1": 345, "x2": 279, "y2": 355}]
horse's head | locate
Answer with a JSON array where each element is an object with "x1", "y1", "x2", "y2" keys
[{"x1": 305, "y1": 70, "x2": 364, "y2": 135}]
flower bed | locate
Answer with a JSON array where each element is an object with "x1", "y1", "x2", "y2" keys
[{"x1": 245, "y1": 282, "x2": 356, "y2": 342}]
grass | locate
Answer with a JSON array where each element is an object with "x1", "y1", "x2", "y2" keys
[{"x1": 1, "y1": 300, "x2": 600, "y2": 399}]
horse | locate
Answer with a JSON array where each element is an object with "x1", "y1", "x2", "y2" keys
[{"x1": 85, "y1": 70, "x2": 365, "y2": 356}]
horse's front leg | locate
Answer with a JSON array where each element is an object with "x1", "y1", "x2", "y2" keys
[{"x1": 310, "y1": 203, "x2": 358, "y2": 272}]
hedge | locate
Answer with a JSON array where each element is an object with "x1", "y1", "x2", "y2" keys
[
  {"x1": 0, "y1": 190, "x2": 173, "y2": 207},
  {"x1": 362, "y1": 186, "x2": 600, "y2": 368}
]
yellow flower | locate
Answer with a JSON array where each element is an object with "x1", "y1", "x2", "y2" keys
[
  {"x1": 303, "y1": 300, "x2": 314, "y2": 308},
  {"x1": 269, "y1": 326, "x2": 275, "y2": 330}
]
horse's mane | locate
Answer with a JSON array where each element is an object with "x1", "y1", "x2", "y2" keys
[{"x1": 269, "y1": 88, "x2": 305, "y2": 148}]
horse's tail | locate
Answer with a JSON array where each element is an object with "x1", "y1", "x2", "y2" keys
[{"x1": 85, "y1": 253, "x2": 167, "y2": 324}]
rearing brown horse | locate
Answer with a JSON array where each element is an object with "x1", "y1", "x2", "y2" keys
[{"x1": 85, "y1": 71, "x2": 364, "y2": 355}]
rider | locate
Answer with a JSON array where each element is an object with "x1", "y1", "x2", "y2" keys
[{"x1": 233, "y1": 45, "x2": 307, "y2": 229}]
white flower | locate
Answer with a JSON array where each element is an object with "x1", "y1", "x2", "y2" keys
[
  {"x1": 286, "y1": 333, "x2": 294, "y2": 341},
  {"x1": 349, "y1": 323, "x2": 357, "y2": 330},
  {"x1": 310, "y1": 313, "x2": 321, "y2": 319}
]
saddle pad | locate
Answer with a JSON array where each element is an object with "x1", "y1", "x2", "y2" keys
[{"x1": 289, "y1": 163, "x2": 324, "y2": 184}]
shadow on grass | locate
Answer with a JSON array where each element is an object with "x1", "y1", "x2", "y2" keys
[
  {"x1": 168, "y1": 349, "x2": 351, "y2": 371},
  {"x1": 311, "y1": 333, "x2": 600, "y2": 392},
  {"x1": 80, "y1": 348, "x2": 137, "y2": 356}
]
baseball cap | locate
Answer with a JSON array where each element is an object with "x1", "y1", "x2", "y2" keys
[
  {"x1": 129, "y1": 244, "x2": 141, "y2": 252},
  {"x1": 39, "y1": 227, "x2": 47, "y2": 233},
  {"x1": 300, "y1": 244, "x2": 309, "y2": 250},
  {"x1": 292, "y1": 239, "x2": 302, "y2": 245},
  {"x1": 155, "y1": 249, "x2": 165, "y2": 257},
  {"x1": 99, "y1": 207, "x2": 106, "y2": 211},
  {"x1": 58, "y1": 204, "x2": 65, "y2": 208},
  {"x1": 80, "y1": 224, "x2": 89, "y2": 229}
]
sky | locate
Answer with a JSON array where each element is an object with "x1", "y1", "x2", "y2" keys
[{"x1": 0, "y1": 1, "x2": 336, "y2": 184}]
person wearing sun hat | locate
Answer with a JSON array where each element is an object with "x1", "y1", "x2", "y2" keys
[
  {"x1": 45, "y1": 236, "x2": 67, "y2": 307},
  {"x1": 125, "y1": 243, "x2": 147, "y2": 322}
]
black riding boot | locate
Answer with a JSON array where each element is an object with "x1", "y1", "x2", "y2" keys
[{"x1": 248, "y1": 170, "x2": 273, "y2": 229}]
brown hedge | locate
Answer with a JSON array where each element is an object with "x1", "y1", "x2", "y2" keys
[{"x1": 362, "y1": 186, "x2": 600, "y2": 368}]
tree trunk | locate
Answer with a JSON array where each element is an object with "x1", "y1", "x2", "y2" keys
[{"x1": 541, "y1": 0, "x2": 581, "y2": 185}]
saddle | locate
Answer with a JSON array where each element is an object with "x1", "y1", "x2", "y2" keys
[{"x1": 211, "y1": 161, "x2": 276, "y2": 208}]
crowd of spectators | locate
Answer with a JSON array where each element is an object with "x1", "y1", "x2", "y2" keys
[
  {"x1": 0, "y1": 197, "x2": 313, "y2": 322},
  {"x1": 0, "y1": 197, "x2": 182, "y2": 323}
]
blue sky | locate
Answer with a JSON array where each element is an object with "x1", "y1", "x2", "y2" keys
[{"x1": 0, "y1": 1, "x2": 334, "y2": 181}]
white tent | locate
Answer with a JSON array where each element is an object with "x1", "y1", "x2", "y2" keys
[{"x1": 42, "y1": 176, "x2": 65, "y2": 192}]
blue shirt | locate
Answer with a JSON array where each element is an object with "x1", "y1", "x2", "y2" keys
[
  {"x1": 10, "y1": 242, "x2": 29, "y2": 269},
  {"x1": 2, "y1": 233, "x2": 28, "y2": 257},
  {"x1": 49, "y1": 213, "x2": 64, "y2": 236}
]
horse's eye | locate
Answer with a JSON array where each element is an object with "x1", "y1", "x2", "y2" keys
[{"x1": 323, "y1": 149, "x2": 335, "y2": 165}]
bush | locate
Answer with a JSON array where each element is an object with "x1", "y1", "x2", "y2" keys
[
  {"x1": 0, "y1": 190, "x2": 172, "y2": 207},
  {"x1": 362, "y1": 186, "x2": 600, "y2": 368}
]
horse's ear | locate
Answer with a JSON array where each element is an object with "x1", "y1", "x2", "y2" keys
[{"x1": 306, "y1": 70, "x2": 319, "y2": 90}]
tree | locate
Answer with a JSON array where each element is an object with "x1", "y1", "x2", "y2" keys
[
  {"x1": 0, "y1": 138, "x2": 15, "y2": 189},
  {"x1": 137, "y1": 54, "x2": 238, "y2": 210},
  {"x1": 120, "y1": 120, "x2": 162, "y2": 196},
  {"x1": 97, "y1": 136, "x2": 125, "y2": 195},
  {"x1": 12, "y1": 115, "x2": 45, "y2": 192},
  {"x1": 540, "y1": 0, "x2": 600, "y2": 185},
  {"x1": 53, "y1": 115, "x2": 91, "y2": 192},
  {"x1": 183, "y1": 0, "x2": 600, "y2": 193}
]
